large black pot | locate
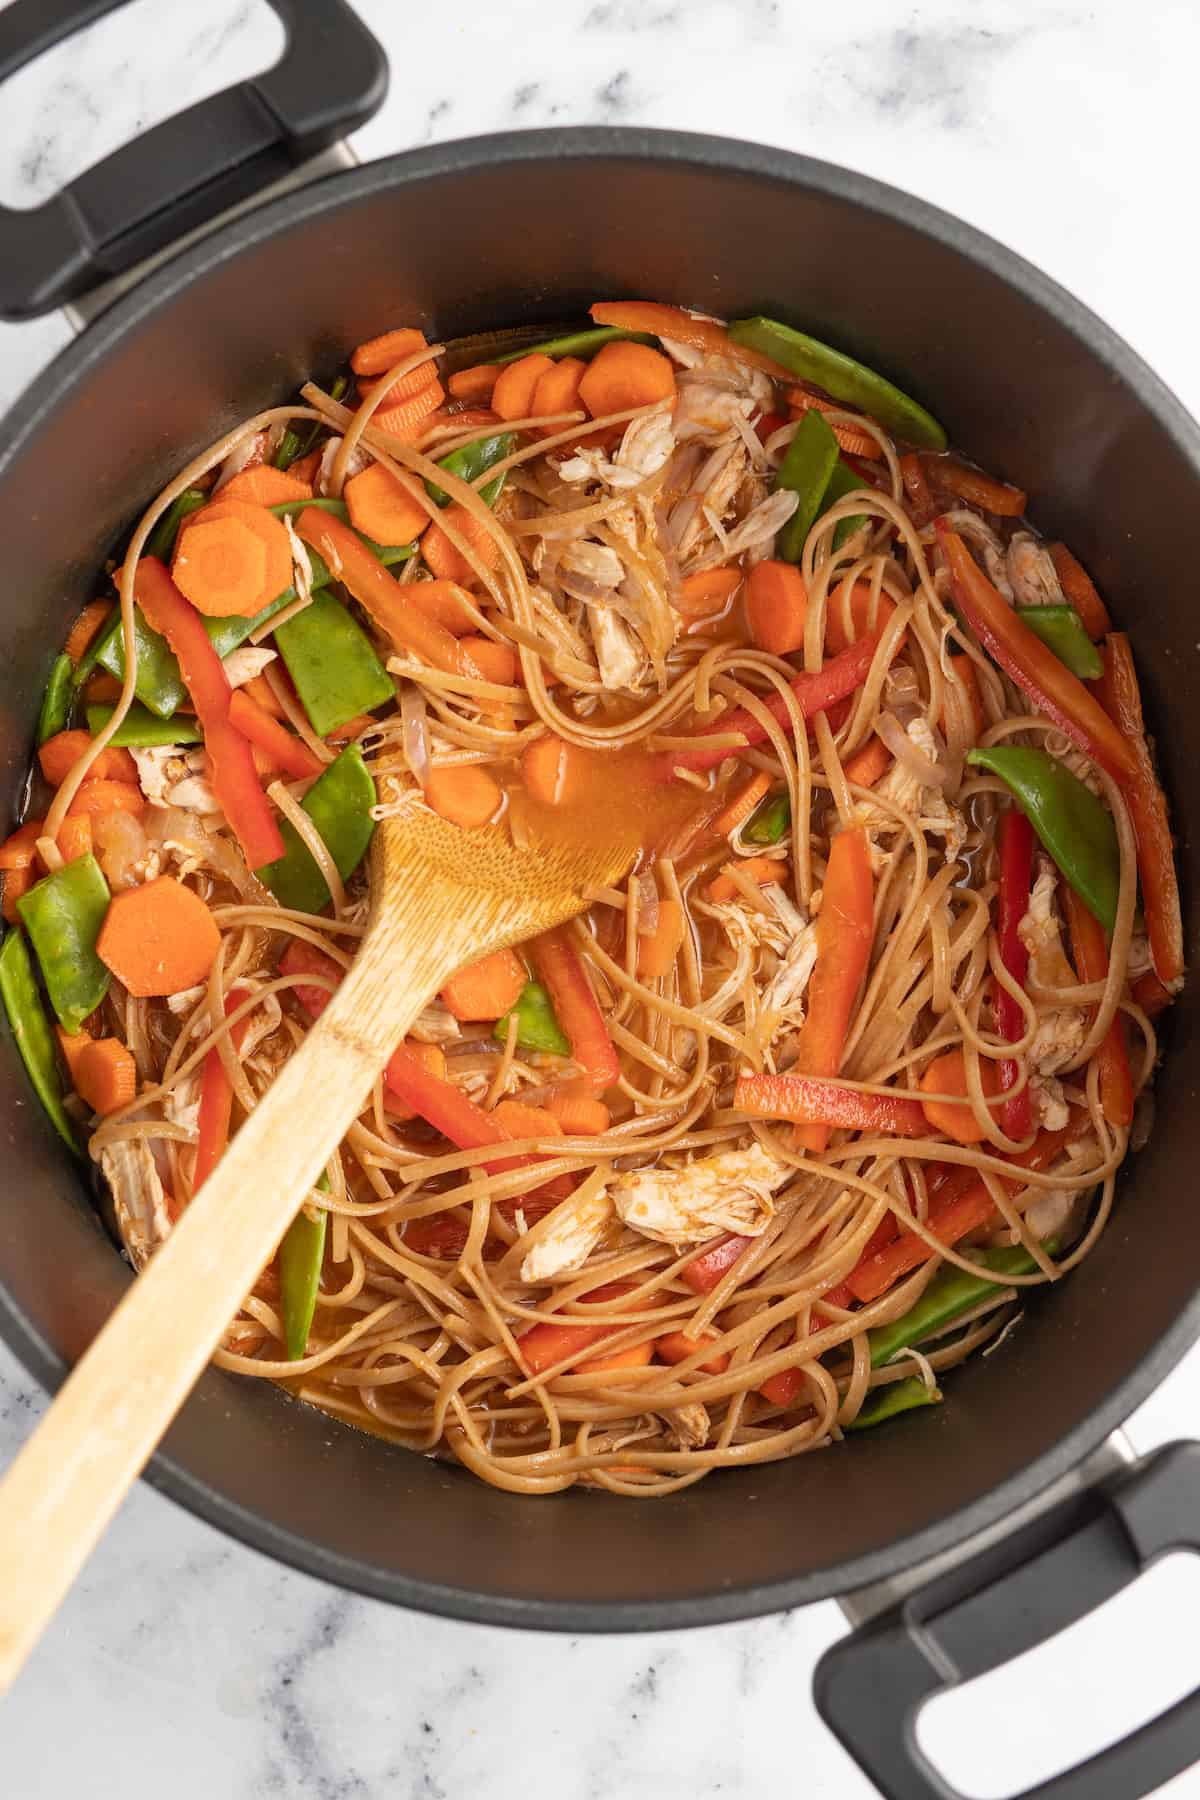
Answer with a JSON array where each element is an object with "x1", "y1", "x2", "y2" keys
[{"x1": 2, "y1": 5, "x2": 1199, "y2": 1795}]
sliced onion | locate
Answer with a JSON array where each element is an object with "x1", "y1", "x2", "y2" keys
[
  {"x1": 213, "y1": 430, "x2": 265, "y2": 492},
  {"x1": 876, "y1": 712, "x2": 949, "y2": 789},
  {"x1": 400, "y1": 682, "x2": 432, "y2": 791},
  {"x1": 635, "y1": 867, "x2": 660, "y2": 938}
]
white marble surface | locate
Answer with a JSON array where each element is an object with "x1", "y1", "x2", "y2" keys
[{"x1": 1, "y1": 0, "x2": 1199, "y2": 1793}]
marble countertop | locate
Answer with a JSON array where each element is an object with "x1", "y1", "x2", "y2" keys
[{"x1": 1, "y1": 0, "x2": 1199, "y2": 1794}]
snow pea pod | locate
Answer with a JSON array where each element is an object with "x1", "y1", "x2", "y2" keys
[
  {"x1": 146, "y1": 488, "x2": 207, "y2": 561},
  {"x1": 86, "y1": 703, "x2": 202, "y2": 747},
  {"x1": 1015, "y1": 605, "x2": 1103, "y2": 680},
  {"x1": 967, "y1": 744, "x2": 1119, "y2": 932},
  {"x1": 273, "y1": 589, "x2": 394, "y2": 737},
  {"x1": 492, "y1": 325, "x2": 653, "y2": 364},
  {"x1": 426, "y1": 430, "x2": 516, "y2": 510},
  {"x1": 93, "y1": 588, "x2": 299, "y2": 719},
  {"x1": 0, "y1": 929, "x2": 78, "y2": 1151},
  {"x1": 494, "y1": 981, "x2": 569, "y2": 1056},
  {"x1": 17, "y1": 853, "x2": 111, "y2": 1034},
  {"x1": 272, "y1": 428, "x2": 303, "y2": 471},
  {"x1": 868, "y1": 1239, "x2": 1053, "y2": 1369},
  {"x1": 744, "y1": 789, "x2": 790, "y2": 845},
  {"x1": 823, "y1": 459, "x2": 871, "y2": 550},
  {"x1": 728, "y1": 316, "x2": 947, "y2": 450},
  {"x1": 36, "y1": 654, "x2": 73, "y2": 745},
  {"x1": 260, "y1": 744, "x2": 376, "y2": 915},
  {"x1": 845, "y1": 1375, "x2": 943, "y2": 1431},
  {"x1": 280, "y1": 1177, "x2": 328, "y2": 1360},
  {"x1": 776, "y1": 409, "x2": 840, "y2": 563}
]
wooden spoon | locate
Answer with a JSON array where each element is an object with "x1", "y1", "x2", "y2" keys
[{"x1": 0, "y1": 804, "x2": 636, "y2": 1688}]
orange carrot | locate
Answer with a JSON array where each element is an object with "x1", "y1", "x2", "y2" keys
[
  {"x1": 898, "y1": 452, "x2": 936, "y2": 523},
  {"x1": 791, "y1": 827, "x2": 874, "y2": 1152},
  {"x1": 847, "y1": 1179, "x2": 998, "y2": 1305},
  {"x1": 1048, "y1": 543, "x2": 1111, "y2": 640},
  {"x1": 422, "y1": 504, "x2": 500, "y2": 585},
  {"x1": 97, "y1": 875, "x2": 222, "y2": 996},
  {"x1": 521, "y1": 733, "x2": 586, "y2": 806},
  {"x1": 713, "y1": 771, "x2": 772, "y2": 839},
  {"x1": 530, "y1": 925, "x2": 620, "y2": 1092},
  {"x1": 75, "y1": 1037, "x2": 137, "y2": 1116},
  {"x1": 410, "y1": 578, "x2": 478, "y2": 636},
  {"x1": 382, "y1": 1041, "x2": 448, "y2": 1122},
  {"x1": 919, "y1": 1049, "x2": 1003, "y2": 1144},
  {"x1": 172, "y1": 498, "x2": 292, "y2": 618},
  {"x1": 448, "y1": 363, "x2": 501, "y2": 402},
  {"x1": 944, "y1": 652, "x2": 984, "y2": 740},
  {"x1": 192, "y1": 994, "x2": 251, "y2": 1189},
  {"x1": 578, "y1": 341, "x2": 676, "y2": 418},
  {"x1": 531, "y1": 356, "x2": 586, "y2": 430},
  {"x1": 588, "y1": 302, "x2": 793, "y2": 381},
  {"x1": 460, "y1": 636, "x2": 518, "y2": 685},
  {"x1": 55, "y1": 1023, "x2": 93, "y2": 1081},
  {"x1": 491, "y1": 353, "x2": 556, "y2": 422},
  {"x1": 544, "y1": 1090, "x2": 611, "y2": 1135},
  {"x1": 823, "y1": 579, "x2": 896, "y2": 657},
  {"x1": 2, "y1": 864, "x2": 33, "y2": 924},
  {"x1": 676, "y1": 566, "x2": 741, "y2": 620},
  {"x1": 1133, "y1": 970, "x2": 1174, "y2": 1019},
  {"x1": 38, "y1": 730, "x2": 136, "y2": 788},
  {"x1": 241, "y1": 670, "x2": 288, "y2": 719},
  {"x1": 228, "y1": 689, "x2": 323, "y2": 780},
  {"x1": 637, "y1": 897, "x2": 686, "y2": 980},
  {"x1": 745, "y1": 559, "x2": 807, "y2": 656},
  {"x1": 655, "y1": 1330, "x2": 730, "y2": 1375},
  {"x1": 516, "y1": 1280, "x2": 636, "y2": 1375},
  {"x1": 842, "y1": 736, "x2": 891, "y2": 788},
  {"x1": 372, "y1": 380, "x2": 446, "y2": 441},
  {"x1": 67, "y1": 780, "x2": 144, "y2": 819},
  {"x1": 785, "y1": 389, "x2": 881, "y2": 459},
  {"x1": 706, "y1": 855, "x2": 781, "y2": 903},
  {"x1": 441, "y1": 948, "x2": 526, "y2": 1022},
  {"x1": 1062, "y1": 887, "x2": 1134, "y2": 1129},
  {"x1": 579, "y1": 1339, "x2": 654, "y2": 1375},
  {"x1": 344, "y1": 462, "x2": 430, "y2": 546},
  {"x1": 425, "y1": 765, "x2": 504, "y2": 828},
  {"x1": 63, "y1": 599, "x2": 112, "y2": 667},
  {"x1": 288, "y1": 448, "x2": 323, "y2": 486},
  {"x1": 326, "y1": 712, "x2": 378, "y2": 742},
  {"x1": 350, "y1": 327, "x2": 428, "y2": 376},
  {"x1": 219, "y1": 466, "x2": 313, "y2": 506},
  {"x1": 56, "y1": 814, "x2": 93, "y2": 864},
  {"x1": 491, "y1": 1099, "x2": 565, "y2": 1141},
  {"x1": 358, "y1": 362, "x2": 441, "y2": 407},
  {"x1": 0, "y1": 820, "x2": 44, "y2": 878},
  {"x1": 920, "y1": 453, "x2": 1026, "y2": 517}
]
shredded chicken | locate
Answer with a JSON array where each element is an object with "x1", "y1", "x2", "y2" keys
[
  {"x1": 521, "y1": 1184, "x2": 615, "y2": 1283},
  {"x1": 665, "y1": 1401, "x2": 711, "y2": 1450},
  {"x1": 408, "y1": 1002, "x2": 461, "y2": 1045},
  {"x1": 130, "y1": 746, "x2": 221, "y2": 815},
  {"x1": 1007, "y1": 532, "x2": 1064, "y2": 608},
  {"x1": 221, "y1": 645, "x2": 277, "y2": 688},
  {"x1": 611, "y1": 1141, "x2": 788, "y2": 1245},
  {"x1": 1018, "y1": 864, "x2": 1088, "y2": 1078},
  {"x1": 855, "y1": 717, "x2": 966, "y2": 861},
  {"x1": 100, "y1": 1139, "x2": 171, "y2": 1270}
]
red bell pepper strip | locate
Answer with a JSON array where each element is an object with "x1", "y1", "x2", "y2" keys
[
  {"x1": 791, "y1": 826, "x2": 875, "y2": 1153},
  {"x1": 1133, "y1": 970, "x2": 1174, "y2": 1019},
  {"x1": 1061, "y1": 887, "x2": 1134, "y2": 1129},
  {"x1": 735, "y1": 1070, "x2": 926, "y2": 1135},
  {"x1": 655, "y1": 632, "x2": 885, "y2": 777},
  {"x1": 133, "y1": 558, "x2": 285, "y2": 868},
  {"x1": 193, "y1": 995, "x2": 251, "y2": 1190},
  {"x1": 1095, "y1": 633, "x2": 1184, "y2": 988},
  {"x1": 516, "y1": 1280, "x2": 637, "y2": 1375},
  {"x1": 529, "y1": 925, "x2": 620, "y2": 1092},
  {"x1": 995, "y1": 809, "x2": 1035, "y2": 1138},
  {"x1": 936, "y1": 524, "x2": 1137, "y2": 786},
  {"x1": 681, "y1": 1233, "x2": 751, "y2": 1294}
]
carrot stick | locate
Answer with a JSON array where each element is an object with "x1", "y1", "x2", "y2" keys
[
  {"x1": 578, "y1": 341, "x2": 676, "y2": 417},
  {"x1": 241, "y1": 670, "x2": 288, "y2": 719},
  {"x1": 440, "y1": 948, "x2": 527, "y2": 1022},
  {"x1": 842, "y1": 736, "x2": 891, "y2": 788},
  {"x1": 74, "y1": 1038, "x2": 137, "y2": 1117},
  {"x1": 919, "y1": 1048, "x2": 1003, "y2": 1145},
  {"x1": 425, "y1": 766, "x2": 504, "y2": 829},
  {"x1": 219, "y1": 466, "x2": 313, "y2": 506},
  {"x1": 56, "y1": 814, "x2": 93, "y2": 864},
  {"x1": 1062, "y1": 887, "x2": 1134, "y2": 1129},
  {"x1": 713, "y1": 771, "x2": 772, "y2": 839},
  {"x1": 579, "y1": 1338, "x2": 654, "y2": 1375},
  {"x1": 706, "y1": 855, "x2": 781, "y2": 903},
  {"x1": 409, "y1": 579, "x2": 477, "y2": 637},
  {"x1": 655, "y1": 1330, "x2": 730, "y2": 1375},
  {"x1": 920, "y1": 454, "x2": 1027, "y2": 516},
  {"x1": 343, "y1": 462, "x2": 430, "y2": 545},
  {"x1": 1048, "y1": 543, "x2": 1112, "y2": 639},
  {"x1": 96, "y1": 874, "x2": 222, "y2": 997},
  {"x1": 545, "y1": 1090, "x2": 611, "y2": 1135},
  {"x1": 676, "y1": 567, "x2": 741, "y2": 620},
  {"x1": 228, "y1": 689, "x2": 323, "y2": 780},
  {"x1": 63, "y1": 599, "x2": 112, "y2": 667},
  {"x1": 421, "y1": 504, "x2": 500, "y2": 585},
  {"x1": 589, "y1": 301, "x2": 793, "y2": 381},
  {"x1": 530, "y1": 925, "x2": 620, "y2": 1092},
  {"x1": 823, "y1": 579, "x2": 896, "y2": 657},
  {"x1": 681, "y1": 1233, "x2": 750, "y2": 1294},
  {"x1": 790, "y1": 827, "x2": 874, "y2": 1153},
  {"x1": 383, "y1": 1042, "x2": 566, "y2": 1193},
  {"x1": 193, "y1": 995, "x2": 251, "y2": 1189},
  {"x1": 448, "y1": 363, "x2": 500, "y2": 402},
  {"x1": 898, "y1": 452, "x2": 935, "y2": 522},
  {"x1": 745, "y1": 559, "x2": 807, "y2": 656},
  {"x1": 944, "y1": 653, "x2": 984, "y2": 740},
  {"x1": 350, "y1": 327, "x2": 428, "y2": 376},
  {"x1": 459, "y1": 636, "x2": 518, "y2": 685},
  {"x1": 516, "y1": 1280, "x2": 637, "y2": 1376},
  {"x1": 38, "y1": 730, "x2": 136, "y2": 788},
  {"x1": 785, "y1": 389, "x2": 882, "y2": 459},
  {"x1": 383, "y1": 1043, "x2": 448, "y2": 1122},
  {"x1": 637, "y1": 897, "x2": 686, "y2": 980}
]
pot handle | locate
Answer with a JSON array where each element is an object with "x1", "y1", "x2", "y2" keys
[
  {"x1": 815, "y1": 1440, "x2": 1200, "y2": 1800},
  {"x1": 0, "y1": 0, "x2": 387, "y2": 320}
]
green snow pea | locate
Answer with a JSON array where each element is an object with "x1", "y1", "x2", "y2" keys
[
  {"x1": 728, "y1": 316, "x2": 947, "y2": 450},
  {"x1": 776, "y1": 409, "x2": 840, "y2": 563},
  {"x1": 36, "y1": 655, "x2": 74, "y2": 745},
  {"x1": 494, "y1": 981, "x2": 569, "y2": 1057},
  {"x1": 845, "y1": 1376, "x2": 943, "y2": 1431},
  {"x1": 272, "y1": 428, "x2": 303, "y2": 471},
  {"x1": 280, "y1": 1175, "x2": 329, "y2": 1361},
  {"x1": 868, "y1": 1239, "x2": 1057, "y2": 1369},
  {"x1": 273, "y1": 590, "x2": 394, "y2": 737},
  {"x1": 1015, "y1": 605, "x2": 1103, "y2": 681},
  {"x1": 967, "y1": 744, "x2": 1119, "y2": 932},
  {"x1": 492, "y1": 325, "x2": 654, "y2": 364},
  {"x1": 744, "y1": 789, "x2": 791, "y2": 846},
  {"x1": 93, "y1": 589, "x2": 299, "y2": 719},
  {"x1": 426, "y1": 430, "x2": 516, "y2": 510},
  {"x1": 17, "y1": 854, "x2": 111, "y2": 1035},
  {"x1": 86, "y1": 704, "x2": 202, "y2": 748},
  {"x1": 260, "y1": 745, "x2": 376, "y2": 915},
  {"x1": 0, "y1": 929, "x2": 78, "y2": 1151},
  {"x1": 146, "y1": 488, "x2": 208, "y2": 561},
  {"x1": 822, "y1": 459, "x2": 871, "y2": 550}
]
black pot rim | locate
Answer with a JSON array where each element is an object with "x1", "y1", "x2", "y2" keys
[{"x1": 3, "y1": 125, "x2": 1198, "y2": 1633}]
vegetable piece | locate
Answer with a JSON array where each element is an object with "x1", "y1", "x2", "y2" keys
[
  {"x1": 898, "y1": 452, "x2": 936, "y2": 523},
  {"x1": 228, "y1": 689, "x2": 322, "y2": 780},
  {"x1": 278, "y1": 939, "x2": 343, "y2": 1019},
  {"x1": 146, "y1": 488, "x2": 208, "y2": 562},
  {"x1": 295, "y1": 509, "x2": 475, "y2": 677},
  {"x1": 744, "y1": 789, "x2": 791, "y2": 846},
  {"x1": 491, "y1": 1099, "x2": 564, "y2": 1140},
  {"x1": 56, "y1": 814, "x2": 93, "y2": 864},
  {"x1": 1133, "y1": 970, "x2": 1174, "y2": 1019},
  {"x1": 38, "y1": 729, "x2": 136, "y2": 788},
  {"x1": 460, "y1": 637, "x2": 517, "y2": 685},
  {"x1": 494, "y1": 980, "x2": 570, "y2": 1056},
  {"x1": 516, "y1": 1281, "x2": 637, "y2": 1376},
  {"x1": 1062, "y1": 886, "x2": 1134, "y2": 1128},
  {"x1": 843, "y1": 736, "x2": 891, "y2": 789},
  {"x1": 383, "y1": 1044, "x2": 449, "y2": 1123},
  {"x1": 521, "y1": 733, "x2": 587, "y2": 806},
  {"x1": 790, "y1": 827, "x2": 874, "y2": 1152},
  {"x1": 820, "y1": 459, "x2": 872, "y2": 549},
  {"x1": 410, "y1": 579, "x2": 477, "y2": 637},
  {"x1": 219, "y1": 466, "x2": 313, "y2": 506},
  {"x1": 995, "y1": 810, "x2": 1035, "y2": 1139},
  {"x1": 92, "y1": 587, "x2": 296, "y2": 720},
  {"x1": 441, "y1": 948, "x2": 526, "y2": 1022},
  {"x1": 706, "y1": 855, "x2": 783, "y2": 903},
  {"x1": 498, "y1": 324, "x2": 657, "y2": 364},
  {"x1": 823, "y1": 580, "x2": 896, "y2": 658},
  {"x1": 36, "y1": 655, "x2": 73, "y2": 746},
  {"x1": 578, "y1": 1339, "x2": 654, "y2": 1375},
  {"x1": 272, "y1": 428, "x2": 302, "y2": 471},
  {"x1": 745, "y1": 559, "x2": 807, "y2": 655},
  {"x1": 734, "y1": 1071, "x2": 926, "y2": 1135},
  {"x1": 133, "y1": 558, "x2": 284, "y2": 867},
  {"x1": 172, "y1": 500, "x2": 292, "y2": 618},
  {"x1": 273, "y1": 587, "x2": 394, "y2": 738},
  {"x1": 372, "y1": 380, "x2": 446, "y2": 441},
  {"x1": 64, "y1": 599, "x2": 116, "y2": 668},
  {"x1": 787, "y1": 390, "x2": 882, "y2": 460},
  {"x1": 492, "y1": 353, "x2": 556, "y2": 422},
  {"x1": 966, "y1": 745, "x2": 1120, "y2": 934},
  {"x1": 344, "y1": 463, "x2": 429, "y2": 546},
  {"x1": 1047, "y1": 543, "x2": 1111, "y2": 640},
  {"x1": 848, "y1": 1180, "x2": 996, "y2": 1305},
  {"x1": 351, "y1": 326, "x2": 428, "y2": 376},
  {"x1": 1095, "y1": 633, "x2": 1183, "y2": 986},
  {"x1": 425, "y1": 765, "x2": 504, "y2": 829},
  {"x1": 16, "y1": 853, "x2": 111, "y2": 1032},
  {"x1": 426, "y1": 429, "x2": 516, "y2": 509},
  {"x1": 937, "y1": 524, "x2": 1136, "y2": 784},
  {"x1": 577, "y1": 341, "x2": 676, "y2": 418},
  {"x1": 447, "y1": 362, "x2": 501, "y2": 400},
  {"x1": 845, "y1": 1376, "x2": 942, "y2": 1431},
  {"x1": 280, "y1": 1195, "x2": 328, "y2": 1361},
  {"x1": 775, "y1": 410, "x2": 840, "y2": 564},
  {"x1": 1015, "y1": 605, "x2": 1103, "y2": 680},
  {"x1": 530, "y1": 925, "x2": 620, "y2": 1092},
  {"x1": 193, "y1": 995, "x2": 251, "y2": 1189},
  {"x1": 96, "y1": 874, "x2": 220, "y2": 997},
  {"x1": 868, "y1": 1240, "x2": 1052, "y2": 1368},
  {"x1": 590, "y1": 302, "x2": 791, "y2": 377},
  {"x1": 658, "y1": 631, "x2": 884, "y2": 776},
  {"x1": 919, "y1": 453, "x2": 1025, "y2": 515},
  {"x1": 655, "y1": 1330, "x2": 730, "y2": 1375},
  {"x1": 86, "y1": 703, "x2": 202, "y2": 747},
  {"x1": 919, "y1": 1048, "x2": 1002, "y2": 1144},
  {"x1": 637, "y1": 898, "x2": 686, "y2": 979},
  {"x1": 421, "y1": 504, "x2": 500, "y2": 586},
  {"x1": 714, "y1": 772, "x2": 773, "y2": 839},
  {"x1": 681, "y1": 1233, "x2": 750, "y2": 1294},
  {"x1": 545, "y1": 1089, "x2": 610, "y2": 1135},
  {"x1": 75, "y1": 1036, "x2": 137, "y2": 1117},
  {"x1": 383, "y1": 1041, "x2": 566, "y2": 1191},
  {"x1": 65, "y1": 779, "x2": 144, "y2": 819},
  {"x1": 259, "y1": 745, "x2": 376, "y2": 915},
  {"x1": 676, "y1": 567, "x2": 741, "y2": 620},
  {"x1": 0, "y1": 930, "x2": 78, "y2": 1149},
  {"x1": 944, "y1": 653, "x2": 984, "y2": 740},
  {"x1": 531, "y1": 357, "x2": 587, "y2": 431},
  {"x1": 727, "y1": 316, "x2": 947, "y2": 449}
]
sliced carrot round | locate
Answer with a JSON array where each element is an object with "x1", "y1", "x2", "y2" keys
[
  {"x1": 824, "y1": 579, "x2": 897, "y2": 656},
  {"x1": 351, "y1": 327, "x2": 428, "y2": 377},
  {"x1": 175, "y1": 496, "x2": 293, "y2": 617},
  {"x1": 171, "y1": 516, "x2": 267, "y2": 617},
  {"x1": 746, "y1": 560, "x2": 807, "y2": 656},
  {"x1": 531, "y1": 357, "x2": 587, "y2": 432},
  {"x1": 578, "y1": 341, "x2": 676, "y2": 419},
  {"x1": 492, "y1": 353, "x2": 556, "y2": 422},
  {"x1": 344, "y1": 462, "x2": 430, "y2": 546},
  {"x1": 521, "y1": 733, "x2": 587, "y2": 807},
  {"x1": 97, "y1": 874, "x2": 222, "y2": 997},
  {"x1": 421, "y1": 504, "x2": 500, "y2": 585},
  {"x1": 425, "y1": 765, "x2": 504, "y2": 829},
  {"x1": 219, "y1": 466, "x2": 313, "y2": 506}
]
